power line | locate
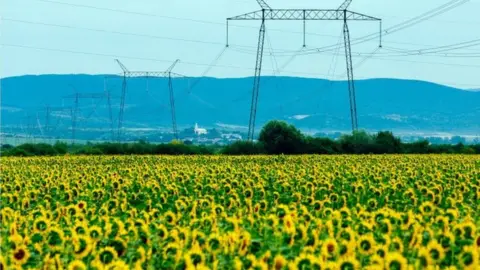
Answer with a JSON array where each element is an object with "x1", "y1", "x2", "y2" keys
[
  {"x1": 0, "y1": 43, "x2": 338, "y2": 77},
  {"x1": 18, "y1": 0, "x2": 342, "y2": 39},
  {"x1": 5, "y1": 15, "x2": 480, "y2": 57},
  {"x1": 296, "y1": 0, "x2": 471, "y2": 55}
]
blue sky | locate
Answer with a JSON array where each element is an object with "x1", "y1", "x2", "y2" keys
[{"x1": 1, "y1": 0, "x2": 480, "y2": 89}]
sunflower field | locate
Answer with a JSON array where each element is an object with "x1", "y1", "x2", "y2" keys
[{"x1": 1, "y1": 155, "x2": 479, "y2": 269}]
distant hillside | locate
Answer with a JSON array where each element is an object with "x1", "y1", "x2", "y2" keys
[{"x1": 2, "y1": 75, "x2": 479, "y2": 140}]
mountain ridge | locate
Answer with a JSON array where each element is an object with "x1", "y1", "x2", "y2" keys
[{"x1": 2, "y1": 74, "x2": 479, "y2": 139}]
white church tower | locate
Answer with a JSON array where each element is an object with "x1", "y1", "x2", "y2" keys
[{"x1": 194, "y1": 123, "x2": 207, "y2": 135}]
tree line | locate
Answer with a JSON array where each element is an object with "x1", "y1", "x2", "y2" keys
[{"x1": 1, "y1": 120, "x2": 478, "y2": 156}]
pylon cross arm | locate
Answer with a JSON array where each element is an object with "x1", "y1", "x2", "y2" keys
[{"x1": 227, "y1": 9, "x2": 380, "y2": 21}]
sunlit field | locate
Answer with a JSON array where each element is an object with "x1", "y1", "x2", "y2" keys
[{"x1": 1, "y1": 155, "x2": 479, "y2": 269}]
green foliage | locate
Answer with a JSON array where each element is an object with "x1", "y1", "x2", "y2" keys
[
  {"x1": 374, "y1": 131, "x2": 402, "y2": 153},
  {"x1": 1, "y1": 121, "x2": 479, "y2": 156},
  {"x1": 222, "y1": 141, "x2": 266, "y2": 155},
  {"x1": 53, "y1": 141, "x2": 68, "y2": 154},
  {"x1": 258, "y1": 120, "x2": 305, "y2": 154},
  {"x1": 303, "y1": 137, "x2": 340, "y2": 154}
]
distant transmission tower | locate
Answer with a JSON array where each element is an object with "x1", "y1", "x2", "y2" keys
[
  {"x1": 39, "y1": 105, "x2": 72, "y2": 139},
  {"x1": 227, "y1": 0, "x2": 382, "y2": 140},
  {"x1": 64, "y1": 89, "x2": 111, "y2": 144},
  {"x1": 114, "y1": 59, "x2": 186, "y2": 141}
]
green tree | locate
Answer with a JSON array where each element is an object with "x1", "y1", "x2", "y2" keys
[
  {"x1": 374, "y1": 131, "x2": 402, "y2": 153},
  {"x1": 258, "y1": 120, "x2": 305, "y2": 154}
]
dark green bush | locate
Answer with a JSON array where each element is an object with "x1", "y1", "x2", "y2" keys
[
  {"x1": 222, "y1": 141, "x2": 266, "y2": 155},
  {"x1": 258, "y1": 120, "x2": 305, "y2": 154}
]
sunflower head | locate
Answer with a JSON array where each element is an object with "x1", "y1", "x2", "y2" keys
[
  {"x1": 426, "y1": 240, "x2": 445, "y2": 263},
  {"x1": 273, "y1": 254, "x2": 287, "y2": 270},
  {"x1": 96, "y1": 246, "x2": 118, "y2": 266},
  {"x1": 11, "y1": 245, "x2": 30, "y2": 266},
  {"x1": 385, "y1": 252, "x2": 407, "y2": 270},
  {"x1": 47, "y1": 227, "x2": 65, "y2": 250},
  {"x1": 88, "y1": 225, "x2": 103, "y2": 242},
  {"x1": 67, "y1": 260, "x2": 87, "y2": 270},
  {"x1": 357, "y1": 234, "x2": 375, "y2": 255},
  {"x1": 321, "y1": 238, "x2": 338, "y2": 258},
  {"x1": 338, "y1": 256, "x2": 360, "y2": 270},
  {"x1": 72, "y1": 234, "x2": 93, "y2": 259},
  {"x1": 206, "y1": 233, "x2": 222, "y2": 254},
  {"x1": 164, "y1": 211, "x2": 177, "y2": 226},
  {"x1": 460, "y1": 246, "x2": 479, "y2": 269}
]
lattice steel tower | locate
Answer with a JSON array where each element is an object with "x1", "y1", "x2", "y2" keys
[{"x1": 227, "y1": 0, "x2": 382, "y2": 140}]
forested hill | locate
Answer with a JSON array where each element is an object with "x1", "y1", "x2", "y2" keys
[{"x1": 2, "y1": 75, "x2": 479, "y2": 135}]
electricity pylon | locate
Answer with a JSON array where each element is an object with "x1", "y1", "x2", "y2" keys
[
  {"x1": 39, "y1": 105, "x2": 72, "y2": 137},
  {"x1": 114, "y1": 59, "x2": 185, "y2": 141},
  {"x1": 227, "y1": 0, "x2": 382, "y2": 140},
  {"x1": 103, "y1": 77, "x2": 116, "y2": 141},
  {"x1": 64, "y1": 90, "x2": 111, "y2": 144}
]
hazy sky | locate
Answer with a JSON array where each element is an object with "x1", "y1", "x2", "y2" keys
[{"x1": 1, "y1": 0, "x2": 480, "y2": 88}]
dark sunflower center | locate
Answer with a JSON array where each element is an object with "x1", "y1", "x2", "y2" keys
[
  {"x1": 430, "y1": 249, "x2": 440, "y2": 260},
  {"x1": 340, "y1": 262, "x2": 354, "y2": 270},
  {"x1": 389, "y1": 261, "x2": 402, "y2": 270},
  {"x1": 361, "y1": 240, "x2": 371, "y2": 251},
  {"x1": 274, "y1": 260, "x2": 284, "y2": 270},
  {"x1": 297, "y1": 258, "x2": 311, "y2": 269},
  {"x1": 191, "y1": 254, "x2": 202, "y2": 266},
  {"x1": 100, "y1": 250, "x2": 114, "y2": 264},
  {"x1": 462, "y1": 252, "x2": 473, "y2": 266},
  {"x1": 14, "y1": 249, "x2": 26, "y2": 260},
  {"x1": 209, "y1": 239, "x2": 220, "y2": 250}
]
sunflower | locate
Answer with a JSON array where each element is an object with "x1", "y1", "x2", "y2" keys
[
  {"x1": 156, "y1": 224, "x2": 169, "y2": 240},
  {"x1": 77, "y1": 200, "x2": 87, "y2": 211},
  {"x1": 273, "y1": 255, "x2": 287, "y2": 270},
  {"x1": 321, "y1": 238, "x2": 338, "y2": 259},
  {"x1": 46, "y1": 227, "x2": 65, "y2": 250},
  {"x1": 11, "y1": 245, "x2": 30, "y2": 265},
  {"x1": 90, "y1": 259, "x2": 105, "y2": 270},
  {"x1": 357, "y1": 234, "x2": 375, "y2": 256},
  {"x1": 164, "y1": 211, "x2": 177, "y2": 226},
  {"x1": 461, "y1": 221, "x2": 476, "y2": 239},
  {"x1": 73, "y1": 221, "x2": 88, "y2": 235},
  {"x1": 96, "y1": 246, "x2": 118, "y2": 267},
  {"x1": 163, "y1": 243, "x2": 182, "y2": 262},
  {"x1": 374, "y1": 244, "x2": 388, "y2": 259},
  {"x1": 89, "y1": 225, "x2": 103, "y2": 242},
  {"x1": 338, "y1": 227, "x2": 355, "y2": 243},
  {"x1": 283, "y1": 215, "x2": 296, "y2": 235},
  {"x1": 206, "y1": 233, "x2": 222, "y2": 254},
  {"x1": 370, "y1": 254, "x2": 384, "y2": 267},
  {"x1": 72, "y1": 234, "x2": 93, "y2": 259},
  {"x1": 33, "y1": 216, "x2": 50, "y2": 233},
  {"x1": 459, "y1": 245, "x2": 479, "y2": 270},
  {"x1": 67, "y1": 260, "x2": 87, "y2": 270},
  {"x1": 238, "y1": 231, "x2": 251, "y2": 256},
  {"x1": 109, "y1": 237, "x2": 128, "y2": 258},
  {"x1": 293, "y1": 253, "x2": 317, "y2": 270},
  {"x1": 338, "y1": 256, "x2": 360, "y2": 270},
  {"x1": 367, "y1": 198, "x2": 378, "y2": 210},
  {"x1": 251, "y1": 260, "x2": 269, "y2": 270},
  {"x1": 390, "y1": 237, "x2": 404, "y2": 254},
  {"x1": 106, "y1": 260, "x2": 129, "y2": 270},
  {"x1": 416, "y1": 247, "x2": 431, "y2": 268},
  {"x1": 385, "y1": 252, "x2": 407, "y2": 270},
  {"x1": 0, "y1": 255, "x2": 6, "y2": 270},
  {"x1": 426, "y1": 240, "x2": 445, "y2": 263}
]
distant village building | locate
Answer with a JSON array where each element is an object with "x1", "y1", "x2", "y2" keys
[
  {"x1": 194, "y1": 123, "x2": 207, "y2": 136},
  {"x1": 221, "y1": 133, "x2": 242, "y2": 141}
]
